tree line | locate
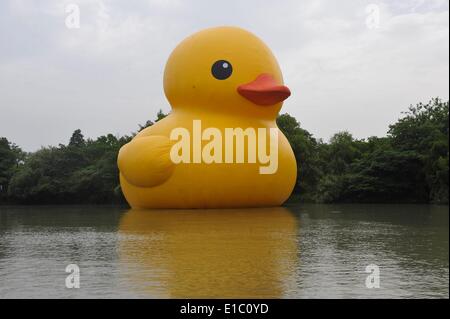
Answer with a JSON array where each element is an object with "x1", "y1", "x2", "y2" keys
[{"x1": 0, "y1": 99, "x2": 448, "y2": 205}]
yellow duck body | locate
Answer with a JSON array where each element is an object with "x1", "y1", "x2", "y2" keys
[{"x1": 118, "y1": 26, "x2": 297, "y2": 209}]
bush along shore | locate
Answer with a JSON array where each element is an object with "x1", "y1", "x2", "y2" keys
[{"x1": 0, "y1": 99, "x2": 448, "y2": 205}]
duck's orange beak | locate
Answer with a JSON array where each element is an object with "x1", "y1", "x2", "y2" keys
[{"x1": 237, "y1": 74, "x2": 291, "y2": 106}]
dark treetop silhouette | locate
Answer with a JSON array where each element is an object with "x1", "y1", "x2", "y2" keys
[{"x1": 0, "y1": 98, "x2": 448, "y2": 205}]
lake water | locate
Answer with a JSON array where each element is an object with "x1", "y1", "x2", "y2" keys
[{"x1": 0, "y1": 204, "x2": 448, "y2": 299}]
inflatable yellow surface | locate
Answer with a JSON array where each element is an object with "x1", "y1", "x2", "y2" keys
[{"x1": 118, "y1": 26, "x2": 297, "y2": 209}]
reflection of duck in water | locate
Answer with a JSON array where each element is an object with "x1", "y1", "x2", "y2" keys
[{"x1": 118, "y1": 207, "x2": 299, "y2": 298}]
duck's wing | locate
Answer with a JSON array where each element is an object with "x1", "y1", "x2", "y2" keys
[{"x1": 118, "y1": 135, "x2": 175, "y2": 188}]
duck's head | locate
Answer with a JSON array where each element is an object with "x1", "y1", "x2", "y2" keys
[{"x1": 164, "y1": 26, "x2": 291, "y2": 120}]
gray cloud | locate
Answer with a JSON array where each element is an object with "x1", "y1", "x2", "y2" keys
[{"x1": 0, "y1": 0, "x2": 448, "y2": 150}]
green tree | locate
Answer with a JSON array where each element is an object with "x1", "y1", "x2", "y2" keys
[
  {"x1": 7, "y1": 131, "x2": 129, "y2": 204},
  {"x1": 0, "y1": 138, "x2": 23, "y2": 202},
  {"x1": 138, "y1": 110, "x2": 168, "y2": 133},
  {"x1": 69, "y1": 129, "x2": 85, "y2": 147},
  {"x1": 388, "y1": 98, "x2": 449, "y2": 203},
  {"x1": 315, "y1": 132, "x2": 364, "y2": 202},
  {"x1": 156, "y1": 109, "x2": 168, "y2": 122},
  {"x1": 277, "y1": 113, "x2": 321, "y2": 201},
  {"x1": 4, "y1": 102, "x2": 449, "y2": 205},
  {"x1": 341, "y1": 150, "x2": 428, "y2": 203},
  {"x1": 324, "y1": 131, "x2": 362, "y2": 175}
]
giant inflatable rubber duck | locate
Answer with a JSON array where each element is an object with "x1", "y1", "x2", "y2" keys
[{"x1": 118, "y1": 26, "x2": 297, "y2": 209}]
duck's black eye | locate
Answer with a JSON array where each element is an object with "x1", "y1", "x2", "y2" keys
[{"x1": 211, "y1": 60, "x2": 233, "y2": 80}]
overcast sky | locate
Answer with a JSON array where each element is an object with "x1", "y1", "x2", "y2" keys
[{"x1": 0, "y1": 0, "x2": 448, "y2": 151}]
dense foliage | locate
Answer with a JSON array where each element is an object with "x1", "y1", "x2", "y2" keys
[
  {"x1": 278, "y1": 98, "x2": 448, "y2": 204},
  {"x1": 5, "y1": 132, "x2": 131, "y2": 204},
  {"x1": 0, "y1": 138, "x2": 24, "y2": 201},
  {"x1": 0, "y1": 99, "x2": 448, "y2": 205}
]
